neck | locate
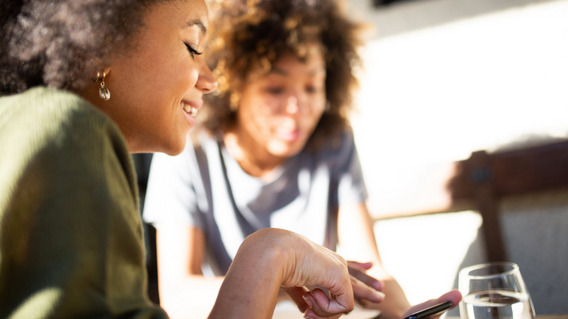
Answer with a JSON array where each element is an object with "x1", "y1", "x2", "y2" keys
[{"x1": 223, "y1": 131, "x2": 284, "y2": 177}]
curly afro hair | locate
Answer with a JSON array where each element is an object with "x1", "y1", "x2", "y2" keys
[
  {"x1": 198, "y1": 0, "x2": 368, "y2": 149},
  {"x1": 0, "y1": 0, "x2": 160, "y2": 95}
]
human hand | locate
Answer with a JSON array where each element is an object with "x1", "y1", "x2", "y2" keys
[
  {"x1": 283, "y1": 265, "x2": 385, "y2": 318},
  {"x1": 279, "y1": 243, "x2": 384, "y2": 318},
  {"x1": 402, "y1": 290, "x2": 462, "y2": 319},
  {"x1": 210, "y1": 229, "x2": 384, "y2": 319},
  {"x1": 346, "y1": 261, "x2": 384, "y2": 305}
]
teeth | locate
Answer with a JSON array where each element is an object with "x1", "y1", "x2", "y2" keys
[{"x1": 182, "y1": 102, "x2": 198, "y2": 117}]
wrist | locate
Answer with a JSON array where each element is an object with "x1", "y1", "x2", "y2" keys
[
  {"x1": 242, "y1": 228, "x2": 295, "y2": 279},
  {"x1": 210, "y1": 229, "x2": 294, "y2": 318}
]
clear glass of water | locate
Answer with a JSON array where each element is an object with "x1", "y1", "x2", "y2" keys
[{"x1": 458, "y1": 262, "x2": 536, "y2": 319}]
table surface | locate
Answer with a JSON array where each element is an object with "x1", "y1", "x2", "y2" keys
[
  {"x1": 273, "y1": 302, "x2": 381, "y2": 319},
  {"x1": 272, "y1": 302, "x2": 568, "y2": 319}
]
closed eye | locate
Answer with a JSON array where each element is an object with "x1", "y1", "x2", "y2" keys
[{"x1": 184, "y1": 42, "x2": 203, "y2": 59}]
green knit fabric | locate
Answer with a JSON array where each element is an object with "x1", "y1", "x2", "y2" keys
[{"x1": 0, "y1": 88, "x2": 168, "y2": 319}]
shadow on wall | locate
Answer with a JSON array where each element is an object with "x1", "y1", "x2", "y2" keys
[{"x1": 349, "y1": 0, "x2": 561, "y2": 40}]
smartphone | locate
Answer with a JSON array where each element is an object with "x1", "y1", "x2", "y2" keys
[{"x1": 404, "y1": 301, "x2": 453, "y2": 319}]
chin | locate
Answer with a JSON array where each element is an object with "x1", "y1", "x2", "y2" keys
[
  {"x1": 157, "y1": 135, "x2": 188, "y2": 156},
  {"x1": 166, "y1": 142, "x2": 187, "y2": 156},
  {"x1": 270, "y1": 144, "x2": 304, "y2": 158}
]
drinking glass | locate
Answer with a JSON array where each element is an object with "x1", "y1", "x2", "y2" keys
[{"x1": 458, "y1": 262, "x2": 536, "y2": 319}]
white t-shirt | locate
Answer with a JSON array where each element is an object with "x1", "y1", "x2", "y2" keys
[{"x1": 143, "y1": 130, "x2": 368, "y2": 275}]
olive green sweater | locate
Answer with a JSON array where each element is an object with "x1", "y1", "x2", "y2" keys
[{"x1": 0, "y1": 88, "x2": 168, "y2": 318}]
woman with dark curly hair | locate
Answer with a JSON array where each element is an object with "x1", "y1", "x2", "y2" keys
[
  {"x1": 0, "y1": 0, "x2": 395, "y2": 318},
  {"x1": 143, "y1": 0, "x2": 461, "y2": 318}
]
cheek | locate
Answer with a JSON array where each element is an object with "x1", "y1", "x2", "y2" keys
[
  {"x1": 239, "y1": 94, "x2": 269, "y2": 121},
  {"x1": 306, "y1": 98, "x2": 326, "y2": 122},
  {"x1": 139, "y1": 42, "x2": 198, "y2": 94},
  {"x1": 310, "y1": 108, "x2": 326, "y2": 125},
  {"x1": 158, "y1": 62, "x2": 199, "y2": 95},
  {"x1": 185, "y1": 68, "x2": 200, "y2": 89}
]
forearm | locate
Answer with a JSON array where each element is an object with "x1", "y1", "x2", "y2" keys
[
  {"x1": 208, "y1": 229, "x2": 288, "y2": 319},
  {"x1": 209, "y1": 228, "x2": 363, "y2": 319},
  {"x1": 154, "y1": 226, "x2": 294, "y2": 318}
]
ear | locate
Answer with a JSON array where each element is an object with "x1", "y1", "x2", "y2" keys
[
  {"x1": 96, "y1": 67, "x2": 112, "y2": 101},
  {"x1": 95, "y1": 67, "x2": 112, "y2": 81}
]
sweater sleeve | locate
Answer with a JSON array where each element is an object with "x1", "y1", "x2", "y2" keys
[{"x1": 0, "y1": 88, "x2": 168, "y2": 319}]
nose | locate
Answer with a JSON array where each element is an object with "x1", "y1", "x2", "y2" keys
[
  {"x1": 284, "y1": 95, "x2": 301, "y2": 114},
  {"x1": 195, "y1": 57, "x2": 218, "y2": 94}
]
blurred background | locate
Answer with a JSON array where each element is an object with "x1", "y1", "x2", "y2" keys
[{"x1": 342, "y1": 0, "x2": 568, "y2": 315}]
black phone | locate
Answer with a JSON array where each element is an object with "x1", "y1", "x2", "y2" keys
[{"x1": 404, "y1": 301, "x2": 453, "y2": 319}]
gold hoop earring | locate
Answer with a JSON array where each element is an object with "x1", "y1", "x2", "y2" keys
[{"x1": 97, "y1": 71, "x2": 111, "y2": 101}]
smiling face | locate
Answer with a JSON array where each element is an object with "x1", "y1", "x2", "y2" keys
[
  {"x1": 232, "y1": 44, "x2": 326, "y2": 168},
  {"x1": 89, "y1": 0, "x2": 217, "y2": 155}
]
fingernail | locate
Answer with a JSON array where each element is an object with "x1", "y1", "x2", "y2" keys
[
  {"x1": 374, "y1": 279, "x2": 385, "y2": 291},
  {"x1": 373, "y1": 280, "x2": 383, "y2": 291},
  {"x1": 304, "y1": 309, "x2": 315, "y2": 319},
  {"x1": 374, "y1": 291, "x2": 386, "y2": 301},
  {"x1": 302, "y1": 294, "x2": 313, "y2": 308}
]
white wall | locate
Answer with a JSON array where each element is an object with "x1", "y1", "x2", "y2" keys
[
  {"x1": 342, "y1": 0, "x2": 568, "y2": 315},
  {"x1": 345, "y1": 0, "x2": 568, "y2": 216}
]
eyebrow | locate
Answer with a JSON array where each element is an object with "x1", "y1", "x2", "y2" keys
[
  {"x1": 186, "y1": 19, "x2": 207, "y2": 34},
  {"x1": 270, "y1": 66, "x2": 325, "y2": 76}
]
